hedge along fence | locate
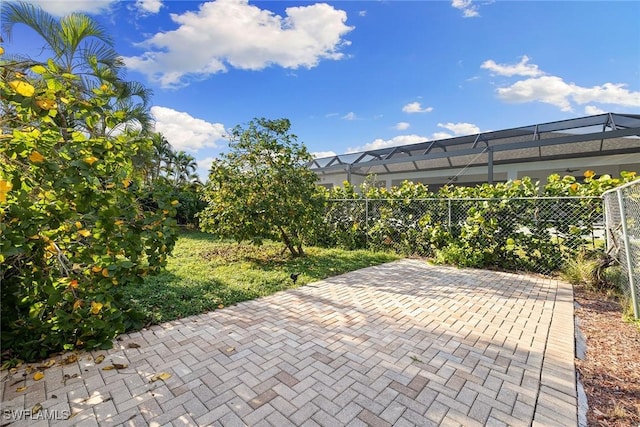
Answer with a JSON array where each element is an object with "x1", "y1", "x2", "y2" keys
[
  {"x1": 308, "y1": 172, "x2": 638, "y2": 275},
  {"x1": 314, "y1": 196, "x2": 602, "y2": 275}
]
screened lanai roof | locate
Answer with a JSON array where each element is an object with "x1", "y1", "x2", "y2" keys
[{"x1": 309, "y1": 113, "x2": 640, "y2": 179}]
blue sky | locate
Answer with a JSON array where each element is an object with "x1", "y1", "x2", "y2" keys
[{"x1": 6, "y1": 0, "x2": 640, "y2": 179}]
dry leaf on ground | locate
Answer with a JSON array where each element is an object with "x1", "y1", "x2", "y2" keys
[
  {"x1": 61, "y1": 354, "x2": 78, "y2": 365},
  {"x1": 149, "y1": 372, "x2": 172, "y2": 382}
]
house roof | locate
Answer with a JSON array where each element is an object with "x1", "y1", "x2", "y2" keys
[{"x1": 309, "y1": 113, "x2": 640, "y2": 177}]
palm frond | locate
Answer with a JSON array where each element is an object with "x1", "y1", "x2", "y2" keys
[
  {"x1": 59, "y1": 13, "x2": 113, "y2": 49},
  {"x1": 2, "y1": 2, "x2": 61, "y2": 56},
  {"x1": 80, "y1": 41, "x2": 123, "y2": 73},
  {"x1": 113, "y1": 80, "x2": 153, "y2": 107}
]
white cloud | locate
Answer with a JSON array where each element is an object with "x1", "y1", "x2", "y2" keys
[
  {"x1": 402, "y1": 102, "x2": 433, "y2": 114},
  {"x1": 394, "y1": 122, "x2": 410, "y2": 131},
  {"x1": 359, "y1": 10, "x2": 367, "y2": 17},
  {"x1": 584, "y1": 105, "x2": 606, "y2": 115},
  {"x1": 195, "y1": 156, "x2": 217, "y2": 180},
  {"x1": 571, "y1": 82, "x2": 640, "y2": 107},
  {"x1": 151, "y1": 106, "x2": 227, "y2": 152},
  {"x1": 124, "y1": 0, "x2": 354, "y2": 88},
  {"x1": 437, "y1": 122, "x2": 480, "y2": 136},
  {"x1": 21, "y1": 0, "x2": 115, "y2": 16},
  {"x1": 337, "y1": 120, "x2": 483, "y2": 154},
  {"x1": 483, "y1": 57, "x2": 640, "y2": 112},
  {"x1": 495, "y1": 76, "x2": 640, "y2": 112},
  {"x1": 347, "y1": 134, "x2": 429, "y2": 153},
  {"x1": 431, "y1": 132, "x2": 453, "y2": 140},
  {"x1": 136, "y1": 0, "x2": 163, "y2": 14},
  {"x1": 312, "y1": 151, "x2": 337, "y2": 158},
  {"x1": 342, "y1": 112, "x2": 358, "y2": 120},
  {"x1": 481, "y1": 56, "x2": 543, "y2": 77},
  {"x1": 451, "y1": 0, "x2": 479, "y2": 17}
]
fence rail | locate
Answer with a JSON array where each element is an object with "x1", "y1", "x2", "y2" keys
[
  {"x1": 603, "y1": 180, "x2": 640, "y2": 319},
  {"x1": 314, "y1": 196, "x2": 604, "y2": 277}
]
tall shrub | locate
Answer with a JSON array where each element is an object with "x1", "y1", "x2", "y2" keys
[
  {"x1": 199, "y1": 118, "x2": 324, "y2": 257},
  {"x1": 0, "y1": 56, "x2": 177, "y2": 361}
]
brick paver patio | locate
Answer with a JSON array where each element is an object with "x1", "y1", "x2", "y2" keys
[{"x1": 1, "y1": 259, "x2": 577, "y2": 426}]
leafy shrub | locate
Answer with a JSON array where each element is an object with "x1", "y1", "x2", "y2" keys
[
  {"x1": 315, "y1": 171, "x2": 637, "y2": 274},
  {"x1": 200, "y1": 118, "x2": 324, "y2": 257},
  {"x1": 168, "y1": 184, "x2": 206, "y2": 227},
  {"x1": 0, "y1": 58, "x2": 177, "y2": 361}
]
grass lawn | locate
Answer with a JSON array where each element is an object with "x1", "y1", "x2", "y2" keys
[{"x1": 122, "y1": 231, "x2": 399, "y2": 325}]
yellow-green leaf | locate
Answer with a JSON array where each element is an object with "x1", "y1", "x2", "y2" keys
[
  {"x1": 9, "y1": 80, "x2": 35, "y2": 97},
  {"x1": 31, "y1": 65, "x2": 47, "y2": 74}
]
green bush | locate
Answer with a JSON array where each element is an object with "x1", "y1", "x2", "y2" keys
[
  {"x1": 314, "y1": 172, "x2": 637, "y2": 274},
  {"x1": 0, "y1": 57, "x2": 177, "y2": 361}
]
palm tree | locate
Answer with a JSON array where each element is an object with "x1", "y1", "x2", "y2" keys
[
  {"x1": 1, "y1": 2, "x2": 152, "y2": 136},
  {"x1": 151, "y1": 133, "x2": 174, "y2": 181},
  {"x1": 172, "y1": 151, "x2": 200, "y2": 185},
  {"x1": 2, "y1": 2, "x2": 121, "y2": 86}
]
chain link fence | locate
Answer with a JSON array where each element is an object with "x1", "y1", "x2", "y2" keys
[
  {"x1": 315, "y1": 197, "x2": 604, "y2": 276},
  {"x1": 603, "y1": 180, "x2": 640, "y2": 319}
]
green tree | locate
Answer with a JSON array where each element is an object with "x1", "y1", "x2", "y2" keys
[
  {"x1": 150, "y1": 132, "x2": 173, "y2": 183},
  {"x1": 0, "y1": 46, "x2": 177, "y2": 362},
  {"x1": 200, "y1": 118, "x2": 324, "y2": 257},
  {"x1": 1, "y1": 2, "x2": 153, "y2": 136},
  {"x1": 171, "y1": 151, "x2": 199, "y2": 185}
]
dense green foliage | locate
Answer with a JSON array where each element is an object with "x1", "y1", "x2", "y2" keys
[
  {"x1": 200, "y1": 118, "x2": 325, "y2": 257},
  {"x1": 311, "y1": 171, "x2": 638, "y2": 273},
  {"x1": 0, "y1": 11, "x2": 177, "y2": 361},
  {"x1": 142, "y1": 133, "x2": 205, "y2": 226},
  {"x1": 122, "y1": 232, "x2": 399, "y2": 325}
]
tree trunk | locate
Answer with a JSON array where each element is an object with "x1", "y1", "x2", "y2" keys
[
  {"x1": 278, "y1": 226, "x2": 300, "y2": 257},
  {"x1": 293, "y1": 231, "x2": 304, "y2": 256}
]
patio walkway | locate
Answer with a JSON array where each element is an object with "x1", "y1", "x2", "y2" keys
[{"x1": 1, "y1": 259, "x2": 577, "y2": 426}]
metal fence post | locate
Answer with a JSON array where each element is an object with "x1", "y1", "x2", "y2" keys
[
  {"x1": 617, "y1": 188, "x2": 640, "y2": 319},
  {"x1": 603, "y1": 196, "x2": 610, "y2": 251},
  {"x1": 365, "y1": 198, "x2": 369, "y2": 249},
  {"x1": 447, "y1": 198, "x2": 452, "y2": 232}
]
